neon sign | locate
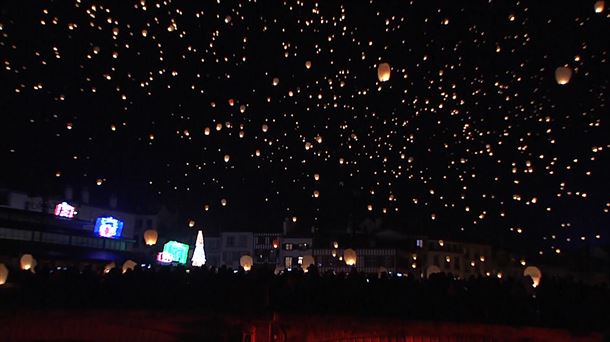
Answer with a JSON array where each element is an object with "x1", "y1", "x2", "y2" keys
[
  {"x1": 157, "y1": 251, "x2": 174, "y2": 264},
  {"x1": 94, "y1": 216, "x2": 124, "y2": 239},
  {"x1": 161, "y1": 241, "x2": 189, "y2": 264},
  {"x1": 54, "y1": 202, "x2": 76, "y2": 218}
]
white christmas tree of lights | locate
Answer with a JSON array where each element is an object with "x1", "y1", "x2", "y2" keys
[{"x1": 191, "y1": 230, "x2": 206, "y2": 267}]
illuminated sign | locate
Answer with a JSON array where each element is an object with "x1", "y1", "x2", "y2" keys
[
  {"x1": 157, "y1": 251, "x2": 174, "y2": 264},
  {"x1": 161, "y1": 241, "x2": 189, "y2": 264},
  {"x1": 54, "y1": 202, "x2": 76, "y2": 218},
  {"x1": 94, "y1": 216, "x2": 124, "y2": 239}
]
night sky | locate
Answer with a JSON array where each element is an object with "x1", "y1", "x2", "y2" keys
[{"x1": 0, "y1": 1, "x2": 608, "y2": 253}]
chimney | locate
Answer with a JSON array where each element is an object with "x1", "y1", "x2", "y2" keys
[
  {"x1": 65, "y1": 186, "x2": 73, "y2": 201},
  {"x1": 81, "y1": 187, "x2": 90, "y2": 204},
  {"x1": 109, "y1": 194, "x2": 118, "y2": 209}
]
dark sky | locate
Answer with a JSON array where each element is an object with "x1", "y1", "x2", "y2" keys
[{"x1": 0, "y1": 0, "x2": 608, "y2": 253}]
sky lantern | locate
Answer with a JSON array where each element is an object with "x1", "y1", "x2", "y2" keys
[
  {"x1": 272, "y1": 77, "x2": 280, "y2": 86},
  {"x1": 0, "y1": 264, "x2": 8, "y2": 285},
  {"x1": 255, "y1": 149, "x2": 261, "y2": 156},
  {"x1": 523, "y1": 266, "x2": 542, "y2": 288},
  {"x1": 426, "y1": 265, "x2": 441, "y2": 278},
  {"x1": 314, "y1": 173, "x2": 320, "y2": 181},
  {"x1": 20, "y1": 254, "x2": 36, "y2": 272},
  {"x1": 595, "y1": 1, "x2": 605, "y2": 13},
  {"x1": 104, "y1": 262, "x2": 116, "y2": 274},
  {"x1": 221, "y1": 198, "x2": 228, "y2": 206},
  {"x1": 224, "y1": 154, "x2": 230, "y2": 163},
  {"x1": 144, "y1": 229, "x2": 158, "y2": 245},
  {"x1": 377, "y1": 62, "x2": 391, "y2": 82},
  {"x1": 555, "y1": 66, "x2": 572, "y2": 85},
  {"x1": 305, "y1": 60, "x2": 312, "y2": 69},
  {"x1": 228, "y1": 98, "x2": 235, "y2": 106},
  {"x1": 240, "y1": 255, "x2": 253, "y2": 271},
  {"x1": 204, "y1": 127, "x2": 211, "y2": 135},
  {"x1": 262, "y1": 124, "x2": 269, "y2": 132},
  {"x1": 239, "y1": 104, "x2": 246, "y2": 113},
  {"x1": 301, "y1": 255, "x2": 314, "y2": 272},
  {"x1": 313, "y1": 190, "x2": 320, "y2": 198},
  {"x1": 188, "y1": 219, "x2": 196, "y2": 227},
  {"x1": 344, "y1": 248, "x2": 357, "y2": 266},
  {"x1": 122, "y1": 260, "x2": 136, "y2": 273}
]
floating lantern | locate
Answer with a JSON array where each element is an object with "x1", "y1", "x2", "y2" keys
[
  {"x1": 523, "y1": 266, "x2": 542, "y2": 288},
  {"x1": 0, "y1": 264, "x2": 8, "y2": 285},
  {"x1": 301, "y1": 255, "x2": 314, "y2": 272},
  {"x1": 377, "y1": 62, "x2": 391, "y2": 82},
  {"x1": 594, "y1": 1, "x2": 605, "y2": 13},
  {"x1": 426, "y1": 265, "x2": 441, "y2": 278},
  {"x1": 555, "y1": 66, "x2": 572, "y2": 85},
  {"x1": 305, "y1": 60, "x2": 312, "y2": 69},
  {"x1": 344, "y1": 248, "x2": 357, "y2": 266},
  {"x1": 20, "y1": 254, "x2": 36, "y2": 272},
  {"x1": 240, "y1": 255, "x2": 253, "y2": 271},
  {"x1": 122, "y1": 260, "x2": 137, "y2": 273},
  {"x1": 104, "y1": 262, "x2": 116, "y2": 274},
  {"x1": 144, "y1": 229, "x2": 158, "y2": 245}
]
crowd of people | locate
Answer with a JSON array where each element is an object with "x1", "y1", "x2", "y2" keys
[{"x1": 1, "y1": 263, "x2": 608, "y2": 333}]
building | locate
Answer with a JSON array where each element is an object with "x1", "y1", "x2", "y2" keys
[
  {"x1": 279, "y1": 236, "x2": 312, "y2": 270},
  {"x1": 424, "y1": 239, "x2": 493, "y2": 278},
  {"x1": 0, "y1": 188, "x2": 161, "y2": 269},
  {"x1": 253, "y1": 232, "x2": 281, "y2": 265},
  {"x1": 219, "y1": 231, "x2": 254, "y2": 269}
]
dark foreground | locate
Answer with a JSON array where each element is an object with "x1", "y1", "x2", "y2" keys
[
  {"x1": 1, "y1": 265, "x2": 609, "y2": 341},
  {"x1": 0, "y1": 311, "x2": 603, "y2": 342}
]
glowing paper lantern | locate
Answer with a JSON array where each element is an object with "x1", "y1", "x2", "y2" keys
[
  {"x1": 523, "y1": 266, "x2": 542, "y2": 288},
  {"x1": 0, "y1": 264, "x2": 8, "y2": 285},
  {"x1": 305, "y1": 60, "x2": 312, "y2": 69},
  {"x1": 224, "y1": 154, "x2": 230, "y2": 163},
  {"x1": 377, "y1": 63, "x2": 391, "y2": 82},
  {"x1": 144, "y1": 229, "x2": 158, "y2": 246},
  {"x1": 221, "y1": 198, "x2": 228, "y2": 206},
  {"x1": 272, "y1": 77, "x2": 280, "y2": 86},
  {"x1": 20, "y1": 254, "x2": 36, "y2": 272},
  {"x1": 594, "y1": 1, "x2": 605, "y2": 13},
  {"x1": 104, "y1": 262, "x2": 116, "y2": 274},
  {"x1": 240, "y1": 255, "x2": 253, "y2": 271},
  {"x1": 262, "y1": 124, "x2": 269, "y2": 132},
  {"x1": 301, "y1": 255, "x2": 314, "y2": 272},
  {"x1": 555, "y1": 66, "x2": 572, "y2": 85},
  {"x1": 426, "y1": 265, "x2": 441, "y2": 278},
  {"x1": 122, "y1": 260, "x2": 137, "y2": 273},
  {"x1": 344, "y1": 249, "x2": 357, "y2": 266}
]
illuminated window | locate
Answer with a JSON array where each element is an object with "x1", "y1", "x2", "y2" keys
[
  {"x1": 284, "y1": 257, "x2": 292, "y2": 268},
  {"x1": 285, "y1": 243, "x2": 293, "y2": 251}
]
